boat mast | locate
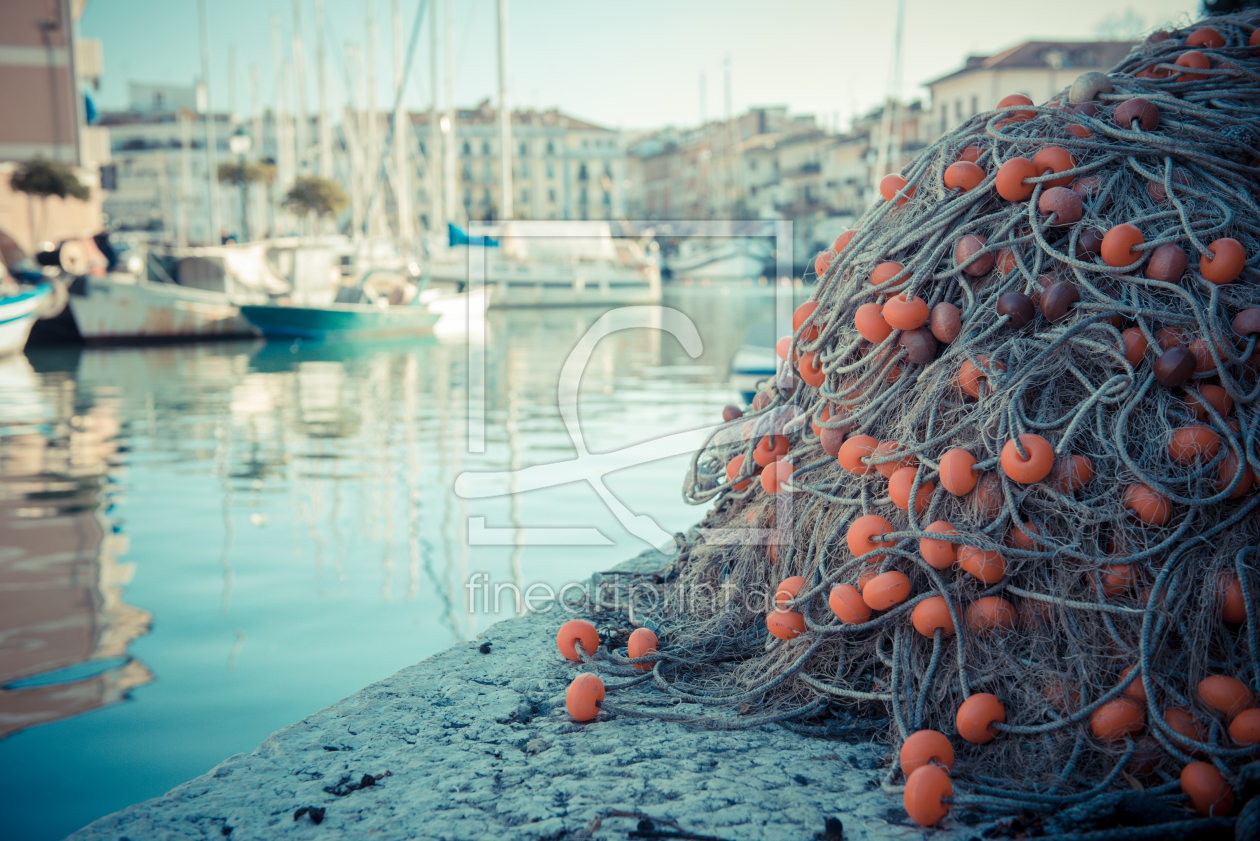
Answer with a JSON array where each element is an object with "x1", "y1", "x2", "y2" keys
[
  {"x1": 271, "y1": 15, "x2": 290, "y2": 233},
  {"x1": 442, "y1": 0, "x2": 456, "y2": 225},
  {"x1": 428, "y1": 0, "x2": 443, "y2": 242},
  {"x1": 874, "y1": 0, "x2": 905, "y2": 188},
  {"x1": 496, "y1": 0, "x2": 512, "y2": 220},
  {"x1": 365, "y1": 0, "x2": 380, "y2": 236},
  {"x1": 178, "y1": 110, "x2": 191, "y2": 248},
  {"x1": 392, "y1": 0, "x2": 414, "y2": 244},
  {"x1": 291, "y1": 0, "x2": 309, "y2": 179},
  {"x1": 197, "y1": 0, "x2": 223, "y2": 243},
  {"x1": 314, "y1": 0, "x2": 333, "y2": 179}
]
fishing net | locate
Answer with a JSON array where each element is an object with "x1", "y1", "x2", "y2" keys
[{"x1": 566, "y1": 12, "x2": 1260, "y2": 828}]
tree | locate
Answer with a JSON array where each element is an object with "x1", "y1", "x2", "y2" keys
[
  {"x1": 218, "y1": 161, "x2": 276, "y2": 241},
  {"x1": 10, "y1": 158, "x2": 90, "y2": 246},
  {"x1": 283, "y1": 176, "x2": 349, "y2": 230}
]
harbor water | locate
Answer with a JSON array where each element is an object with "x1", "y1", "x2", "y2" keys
[{"x1": 0, "y1": 286, "x2": 783, "y2": 840}]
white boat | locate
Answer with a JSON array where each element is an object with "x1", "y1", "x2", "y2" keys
[
  {"x1": 665, "y1": 237, "x2": 771, "y2": 282},
  {"x1": 429, "y1": 221, "x2": 661, "y2": 308},
  {"x1": 0, "y1": 284, "x2": 52, "y2": 355}
]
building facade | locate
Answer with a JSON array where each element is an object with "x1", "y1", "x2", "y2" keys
[{"x1": 926, "y1": 40, "x2": 1136, "y2": 138}]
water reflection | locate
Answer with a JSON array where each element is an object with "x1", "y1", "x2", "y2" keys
[
  {"x1": 0, "y1": 285, "x2": 777, "y2": 840},
  {"x1": 0, "y1": 354, "x2": 153, "y2": 740}
]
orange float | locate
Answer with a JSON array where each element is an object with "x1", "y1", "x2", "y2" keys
[
  {"x1": 943, "y1": 160, "x2": 985, "y2": 192},
  {"x1": 839, "y1": 435, "x2": 879, "y2": 475},
  {"x1": 1101, "y1": 223, "x2": 1144, "y2": 267},
  {"x1": 1090, "y1": 698, "x2": 1145, "y2": 742},
  {"x1": 862, "y1": 570, "x2": 911, "y2": 610},
  {"x1": 775, "y1": 575, "x2": 806, "y2": 608},
  {"x1": 1220, "y1": 574, "x2": 1248, "y2": 623},
  {"x1": 798, "y1": 351, "x2": 825, "y2": 387},
  {"x1": 753, "y1": 434, "x2": 790, "y2": 467},
  {"x1": 1168, "y1": 424, "x2": 1221, "y2": 465},
  {"x1": 775, "y1": 336, "x2": 793, "y2": 361},
  {"x1": 920, "y1": 521, "x2": 959, "y2": 570},
  {"x1": 871, "y1": 260, "x2": 905, "y2": 285},
  {"x1": 1187, "y1": 385, "x2": 1233, "y2": 421},
  {"x1": 1174, "y1": 50, "x2": 1211, "y2": 82},
  {"x1": 957, "y1": 145, "x2": 981, "y2": 163},
  {"x1": 956, "y1": 693, "x2": 1006, "y2": 744},
  {"x1": 900, "y1": 729, "x2": 955, "y2": 775},
  {"x1": 833, "y1": 230, "x2": 856, "y2": 252},
  {"x1": 1200, "y1": 237, "x2": 1245, "y2": 284},
  {"x1": 1001, "y1": 434, "x2": 1055, "y2": 483},
  {"x1": 883, "y1": 293, "x2": 929, "y2": 330},
  {"x1": 1198, "y1": 675, "x2": 1254, "y2": 720},
  {"x1": 1006, "y1": 520, "x2": 1041, "y2": 551},
  {"x1": 814, "y1": 252, "x2": 831, "y2": 277},
  {"x1": 557, "y1": 619, "x2": 600, "y2": 662},
  {"x1": 1229, "y1": 708, "x2": 1260, "y2": 744},
  {"x1": 1166, "y1": 707, "x2": 1207, "y2": 749},
  {"x1": 889, "y1": 467, "x2": 933, "y2": 514},
  {"x1": 912, "y1": 596, "x2": 957, "y2": 638},
  {"x1": 1219, "y1": 451, "x2": 1254, "y2": 498},
  {"x1": 726, "y1": 455, "x2": 754, "y2": 491},
  {"x1": 767, "y1": 609, "x2": 805, "y2": 640},
  {"x1": 939, "y1": 447, "x2": 978, "y2": 495},
  {"x1": 847, "y1": 514, "x2": 895, "y2": 561},
  {"x1": 1051, "y1": 454, "x2": 1093, "y2": 493},
  {"x1": 566, "y1": 673, "x2": 605, "y2": 721},
  {"x1": 997, "y1": 93, "x2": 1035, "y2": 118},
  {"x1": 829, "y1": 584, "x2": 870, "y2": 624},
  {"x1": 880, "y1": 174, "x2": 916, "y2": 206},
  {"x1": 995, "y1": 157, "x2": 1038, "y2": 201},
  {"x1": 1121, "y1": 664, "x2": 1147, "y2": 704},
  {"x1": 873, "y1": 440, "x2": 916, "y2": 478},
  {"x1": 1101, "y1": 563, "x2": 1136, "y2": 597},
  {"x1": 959, "y1": 547, "x2": 1006, "y2": 584},
  {"x1": 1031, "y1": 146, "x2": 1075, "y2": 188},
  {"x1": 966, "y1": 596, "x2": 1017, "y2": 633},
  {"x1": 904, "y1": 765, "x2": 953, "y2": 827},
  {"x1": 957, "y1": 355, "x2": 1005, "y2": 398},
  {"x1": 1186, "y1": 26, "x2": 1224, "y2": 48},
  {"x1": 1181, "y1": 762, "x2": 1234, "y2": 816},
  {"x1": 761, "y1": 461, "x2": 795, "y2": 494},
  {"x1": 1121, "y1": 328, "x2": 1148, "y2": 366},
  {"x1": 627, "y1": 627, "x2": 659, "y2": 670},
  {"x1": 1123, "y1": 483, "x2": 1172, "y2": 526},
  {"x1": 855, "y1": 302, "x2": 892, "y2": 343}
]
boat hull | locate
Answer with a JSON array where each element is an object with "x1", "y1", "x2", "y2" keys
[
  {"x1": 239, "y1": 304, "x2": 440, "y2": 340},
  {"x1": 1, "y1": 285, "x2": 51, "y2": 356},
  {"x1": 69, "y1": 274, "x2": 256, "y2": 341}
]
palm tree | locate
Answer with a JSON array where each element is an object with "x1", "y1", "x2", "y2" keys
[{"x1": 10, "y1": 158, "x2": 90, "y2": 247}]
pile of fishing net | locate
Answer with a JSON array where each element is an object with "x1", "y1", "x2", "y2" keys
[{"x1": 558, "y1": 12, "x2": 1260, "y2": 832}]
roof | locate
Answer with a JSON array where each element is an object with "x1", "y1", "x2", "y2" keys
[
  {"x1": 409, "y1": 102, "x2": 613, "y2": 133},
  {"x1": 926, "y1": 40, "x2": 1138, "y2": 87}
]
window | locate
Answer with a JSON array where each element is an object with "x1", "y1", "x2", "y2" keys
[
  {"x1": 546, "y1": 162, "x2": 555, "y2": 179},
  {"x1": 518, "y1": 142, "x2": 527, "y2": 156},
  {"x1": 970, "y1": 95, "x2": 978, "y2": 116},
  {"x1": 462, "y1": 163, "x2": 472, "y2": 180},
  {"x1": 520, "y1": 161, "x2": 529, "y2": 178},
  {"x1": 481, "y1": 141, "x2": 491, "y2": 155},
  {"x1": 940, "y1": 103, "x2": 947, "y2": 131},
  {"x1": 483, "y1": 188, "x2": 491, "y2": 205},
  {"x1": 520, "y1": 189, "x2": 529, "y2": 203},
  {"x1": 548, "y1": 188, "x2": 556, "y2": 203},
  {"x1": 578, "y1": 163, "x2": 588, "y2": 181},
  {"x1": 546, "y1": 141, "x2": 555, "y2": 155},
  {"x1": 602, "y1": 190, "x2": 611, "y2": 206},
  {"x1": 955, "y1": 99, "x2": 962, "y2": 120},
  {"x1": 462, "y1": 141, "x2": 471, "y2": 156}
]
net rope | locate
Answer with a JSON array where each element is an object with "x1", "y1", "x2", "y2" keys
[{"x1": 578, "y1": 13, "x2": 1260, "y2": 821}]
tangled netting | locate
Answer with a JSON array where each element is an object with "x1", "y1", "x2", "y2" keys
[{"x1": 574, "y1": 13, "x2": 1260, "y2": 827}]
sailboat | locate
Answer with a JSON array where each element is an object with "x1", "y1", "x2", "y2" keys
[{"x1": 0, "y1": 282, "x2": 53, "y2": 356}]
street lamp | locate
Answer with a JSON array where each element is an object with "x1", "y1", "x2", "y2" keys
[{"x1": 229, "y1": 127, "x2": 252, "y2": 242}]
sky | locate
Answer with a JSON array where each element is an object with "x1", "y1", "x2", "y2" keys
[{"x1": 80, "y1": 0, "x2": 1203, "y2": 132}]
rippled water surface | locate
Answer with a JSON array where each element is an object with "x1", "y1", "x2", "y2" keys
[{"x1": 0, "y1": 286, "x2": 785, "y2": 840}]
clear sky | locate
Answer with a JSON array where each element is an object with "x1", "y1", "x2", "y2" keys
[{"x1": 80, "y1": 0, "x2": 1202, "y2": 131}]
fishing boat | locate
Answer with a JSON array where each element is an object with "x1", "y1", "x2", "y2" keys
[
  {"x1": 429, "y1": 221, "x2": 661, "y2": 308},
  {"x1": 664, "y1": 237, "x2": 772, "y2": 282},
  {"x1": 237, "y1": 300, "x2": 439, "y2": 340},
  {"x1": 0, "y1": 283, "x2": 52, "y2": 356}
]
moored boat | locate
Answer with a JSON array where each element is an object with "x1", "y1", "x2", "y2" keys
[
  {"x1": 0, "y1": 284, "x2": 52, "y2": 356},
  {"x1": 238, "y1": 301, "x2": 440, "y2": 340}
]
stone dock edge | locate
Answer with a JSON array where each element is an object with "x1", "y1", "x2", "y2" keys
[{"x1": 67, "y1": 548, "x2": 986, "y2": 841}]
